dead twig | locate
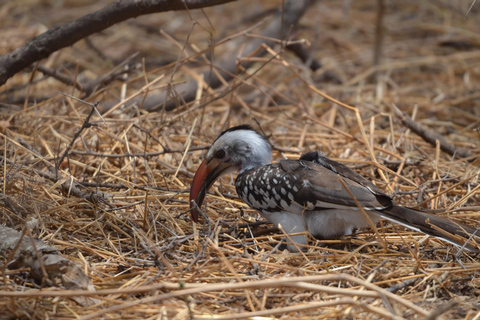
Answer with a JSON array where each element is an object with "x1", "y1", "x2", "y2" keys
[
  {"x1": 386, "y1": 278, "x2": 418, "y2": 293},
  {"x1": 55, "y1": 101, "x2": 98, "y2": 174},
  {"x1": 391, "y1": 104, "x2": 473, "y2": 159},
  {"x1": 69, "y1": 146, "x2": 209, "y2": 158}
]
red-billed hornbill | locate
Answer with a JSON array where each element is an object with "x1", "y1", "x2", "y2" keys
[{"x1": 190, "y1": 125, "x2": 479, "y2": 252}]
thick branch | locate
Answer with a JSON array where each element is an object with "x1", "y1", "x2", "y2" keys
[{"x1": 0, "y1": 0, "x2": 237, "y2": 86}]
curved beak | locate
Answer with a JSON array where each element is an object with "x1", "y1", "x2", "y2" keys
[{"x1": 189, "y1": 158, "x2": 233, "y2": 222}]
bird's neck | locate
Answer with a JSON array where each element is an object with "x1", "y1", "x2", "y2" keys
[
  {"x1": 240, "y1": 157, "x2": 271, "y2": 173},
  {"x1": 240, "y1": 144, "x2": 272, "y2": 173}
]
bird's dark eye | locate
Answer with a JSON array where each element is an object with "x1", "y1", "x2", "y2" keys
[{"x1": 215, "y1": 149, "x2": 226, "y2": 159}]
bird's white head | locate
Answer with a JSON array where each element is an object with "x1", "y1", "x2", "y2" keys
[
  {"x1": 189, "y1": 125, "x2": 272, "y2": 221},
  {"x1": 209, "y1": 125, "x2": 272, "y2": 173}
]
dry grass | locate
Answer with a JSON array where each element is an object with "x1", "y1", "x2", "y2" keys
[{"x1": 1, "y1": 0, "x2": 480, "y2": 319}]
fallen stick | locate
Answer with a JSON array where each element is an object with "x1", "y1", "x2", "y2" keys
[{"x1": 391, "y1": 104, "x2": 473, "y2": 159}]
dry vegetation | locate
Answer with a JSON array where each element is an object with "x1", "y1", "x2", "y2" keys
[{"x1": 1, "y1": 0, "x2": 480, "y2": 319}]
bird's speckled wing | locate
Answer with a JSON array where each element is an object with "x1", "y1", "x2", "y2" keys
[{"x1": 236, "y1": 158, "x2": 392, "y2": 214}]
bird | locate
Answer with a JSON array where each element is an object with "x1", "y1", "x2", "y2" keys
[{"x1": 189, "y1": 124, "x2": 479, "y2": 252}]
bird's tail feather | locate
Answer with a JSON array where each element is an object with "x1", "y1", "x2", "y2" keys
[{"x1": 381, "y1": 205, "x2": 479, "y2": 252}]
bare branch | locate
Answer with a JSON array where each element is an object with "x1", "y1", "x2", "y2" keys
[{"x1": 0, "y1": 0, "x2": 237, "y2": 86}]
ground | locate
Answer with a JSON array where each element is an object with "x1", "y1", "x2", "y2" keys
[{"x1": 1, "y1": 0, "x2": 479, "y2": 319}]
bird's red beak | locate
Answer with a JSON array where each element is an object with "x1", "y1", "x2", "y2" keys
[{"x1": 189, "y1": 158, "x2": 232, "y2": 222}]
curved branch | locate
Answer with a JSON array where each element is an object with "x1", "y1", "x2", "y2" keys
[{"x1": 0, "y1": 0, "x2": 237, "y2": 86}]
